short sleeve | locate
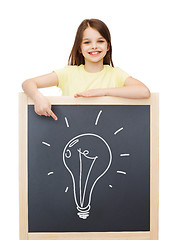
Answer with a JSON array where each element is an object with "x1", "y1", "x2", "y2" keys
[
  {"x1": 114, "y1": 67, "x2": 130, "y2": 87},
  {"x1": 53, "y1": 67, "x2": 67, "y2": 89}
]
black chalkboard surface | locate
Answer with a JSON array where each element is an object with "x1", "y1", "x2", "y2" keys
[{"x1": 28, "y1": 105, "x2": 150, "y2": 232}]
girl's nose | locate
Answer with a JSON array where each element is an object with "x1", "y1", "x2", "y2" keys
[{"x1": 92, "y1": 43, "x2": 97, "y2": 49}]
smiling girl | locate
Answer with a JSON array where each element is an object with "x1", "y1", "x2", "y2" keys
[{"x1": 22, "y1": 19, "x2": 150, "y2": 120}]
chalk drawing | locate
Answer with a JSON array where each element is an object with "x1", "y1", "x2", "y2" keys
[
  {"x1": 69, "y1": 139, "x2": 79, "y2": 147},
  {"x1": 42, "y1": 141, "x2": 50, "y2": 147},
  {"x1": 63, "y1": 133, "x2": 112, "y2": 219},
  {"x1": 117, "y1": 171, "x2": 127, "y2": 175},
  {"x1": 114, "y1": 127, "x2": 123, "y2": 135},
  {"x1": 95, "y1": 110, "x2": 102, "y2": 125},
  {"x1": 65, "y1": 117, "x2": 69, "y2": 127}
]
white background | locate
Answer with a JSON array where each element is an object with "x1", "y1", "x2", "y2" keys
[{"x1": 0, "y1": 0, "x2": 179, "y2": 239}]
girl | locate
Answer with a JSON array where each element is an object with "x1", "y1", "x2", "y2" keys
[{"x1": 22, "y1": 19, "x2": 150, "y2": 120}]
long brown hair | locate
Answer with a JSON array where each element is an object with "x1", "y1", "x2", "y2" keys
[{"x1": 68, "y1": 19, "x2": 114, "y2": 67}]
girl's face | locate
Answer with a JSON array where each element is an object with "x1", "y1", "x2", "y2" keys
[{"x1": 80, "y1": 27, "x2": 109, "y2": 65}]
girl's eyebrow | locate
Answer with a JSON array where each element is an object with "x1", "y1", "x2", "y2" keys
[{"x1": 82, "y1": 37, "x2": 105, "y2": 41}]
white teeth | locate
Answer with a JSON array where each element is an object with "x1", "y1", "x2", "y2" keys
[{"x1": 90, "y1": 52, "x2": 100, "y2": 55}]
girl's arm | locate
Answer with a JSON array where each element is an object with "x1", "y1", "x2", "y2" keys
[
  {"x1": 74, "y1": 77, "x2": 151, "y2": 99},
  {"x1": 22, "y1": 72, "x2": 59, "y2": 120}
]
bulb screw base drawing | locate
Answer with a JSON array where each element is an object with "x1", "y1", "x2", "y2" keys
[
  {"x1": 77, "y1": 205, "x2": 91, "y2": 219},
  {"x1": 77, "y1": 211, "x2": 89, "y2": 219}
]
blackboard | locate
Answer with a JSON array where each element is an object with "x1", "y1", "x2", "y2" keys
[{"x1": 28, "y1": 104, "x2": 150, "y2": 232}]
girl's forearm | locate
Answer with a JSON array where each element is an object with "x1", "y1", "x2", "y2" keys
[
  {"x1": 22, "y1": 79, "x2": 43, "y2": 102},
  {"x1": 22, "y1": 72, "x2": 58, "y2": 101},
  {"x1": 105, "y1": 85, "x2": 151, "y2": 99}
]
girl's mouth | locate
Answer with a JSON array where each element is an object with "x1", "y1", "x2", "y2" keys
[{"x1": 88, "y1": 51, "x2": 101, "y2": 55}]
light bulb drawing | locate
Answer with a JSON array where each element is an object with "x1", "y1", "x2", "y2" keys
[{"x1": 63, "y1": 133, "x2": 112, "y2": 219}]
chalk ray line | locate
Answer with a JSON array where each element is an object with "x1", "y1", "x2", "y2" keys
[
  {"x1": 114, "y1": 127, "x2": 123, "y2": 135},
  {"x1": 42, "y1": 141, "x2": 50, "y2": 147},
  {"x1": 120, "y1": 153, "x2": 130, "y2": 157},
  {"x1": 65, "y1": 187, "x2": 69, "y2": 192},
  {"x1": 65, "y1": 117, "x2": 69, "y2": 127},
  {"x1": 95, "y1": 110, "x2": 102, "y2": 125},
  {"x1": 117, "y1": 170, "x2": 127, "y2": 175}
]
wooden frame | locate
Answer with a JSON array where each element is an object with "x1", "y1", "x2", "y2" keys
[{"x1": 19, "y1": 93, "x2": 159, "y2": 240}]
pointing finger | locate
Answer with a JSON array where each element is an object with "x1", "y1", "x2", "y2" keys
[{"x1": 50, "y1": 110, "x2": 58, "y2": 120}]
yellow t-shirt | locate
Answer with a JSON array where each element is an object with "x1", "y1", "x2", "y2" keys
[{"x1": 54, "y1": 64, "x2": 130, "y2": 96}]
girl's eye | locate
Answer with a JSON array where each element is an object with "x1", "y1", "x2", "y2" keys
[{"x1": 83, "y1": 40, "x2": 104, "y2": 44}]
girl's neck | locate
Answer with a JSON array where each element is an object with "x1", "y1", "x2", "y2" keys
[{"x1": 84, "y1": 61, "x2": 104, "y2": 73}]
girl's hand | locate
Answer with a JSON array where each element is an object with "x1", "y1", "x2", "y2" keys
[
  {"x1": 34, "y1": 93, "x2": 58, "y2": 120},
  {"x1": 74, "y1": 89, "x2": 107, "y2": 98}
]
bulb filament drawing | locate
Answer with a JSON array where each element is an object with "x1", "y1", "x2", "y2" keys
[{"x1": 63, "y1": 133, "x2": 112, "y2": 219}]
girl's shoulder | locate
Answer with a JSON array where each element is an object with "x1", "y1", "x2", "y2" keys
[
  {"x1": 54, "y1": 65, "x2": 84, "y2": 78},
  {"x1": 104, "y1": 65, "x2": 121, "y2": 72},
  {"x1": 64, "y1": 65, "x2": 79, "y2": 70},
  {"x1": 63, "y1": 64, "x2": 83, "y2": 73},
  {"x1": 109, "y1": 65, "x2": 130, "y2": 75},
  {"x1": 104, "y1": 65, "x2": 130, "y2": 80}
]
